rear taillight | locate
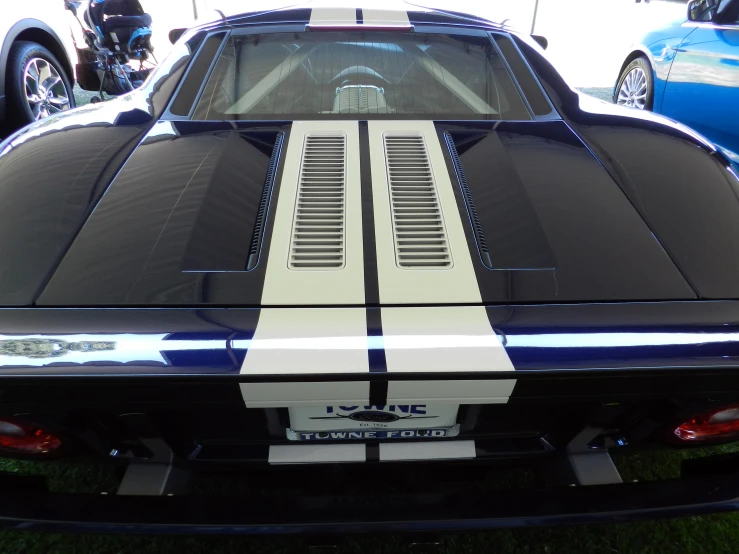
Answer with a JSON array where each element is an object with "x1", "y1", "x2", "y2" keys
[
  {"x1": 0, "y1": 418, "x2": 64, "y2": 456},
  {"x1": 673, "y1": 404, "x2": 739, "y2": 443}
]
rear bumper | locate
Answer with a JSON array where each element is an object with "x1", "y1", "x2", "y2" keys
[{"x1": 2, "y1": 461, "x2": 739, "y2": 535}]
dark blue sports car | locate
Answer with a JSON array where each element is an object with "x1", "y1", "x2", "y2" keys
[
  {"x1": 1, "y1": 2, "x2": 739, "y2": 535},
  {"x1": 616, "y1": 0, "x2": 739, "y2": 162}
]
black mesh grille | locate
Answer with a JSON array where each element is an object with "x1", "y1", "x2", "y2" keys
[
  {"x1": 247, "y1": 132, "x2": 284, "y2": 270},
  {"x1": 444, "y1": 132, "x2": 492, "y2": 268}
]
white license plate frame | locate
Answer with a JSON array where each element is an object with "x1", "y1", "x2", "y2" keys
[
  {"x1": 286, "y1": 424, "x2": 461, "y2": 441},
  {"x1": 287, "y1": 404, "x2": 460, "y2": 440}
]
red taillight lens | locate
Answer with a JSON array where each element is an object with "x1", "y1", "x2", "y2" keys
[
  {"x1": 674, "y1": 405, "x2": 739, "y2": 443},
  {"x1": 0, "y1": 418, "x2": 63, "y2": 456}
]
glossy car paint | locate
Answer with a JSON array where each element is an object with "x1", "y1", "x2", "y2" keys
[
  {"x1": 0, "y1": 7, "x2": 733, "y2": 352},
  {"x1": 661, "y1": 20, "x2": 739, "y2": 161},
  {"x1": 617, "y1": 1, "x2": 739, "y2": 160},
  {"x1": 33, "y1": 118, "x2": 695, "y2": 306},
  {"x1": 2, "y1": 302, "x2": 739, "y2": 380},
  {"x1": 0, "y1": 7, "x2": 738, "y2": 532},
  {"x1": 0, "y1": 34, "x2": 198, "y2": 305},
  {"x1": 0, "y1": 8, "x2": 734, "y2": 364}
]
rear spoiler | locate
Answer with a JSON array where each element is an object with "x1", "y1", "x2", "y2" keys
[{"x1": 306, "y1": 23, "x2": 414, "y2": 31}]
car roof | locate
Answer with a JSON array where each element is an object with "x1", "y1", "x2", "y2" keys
[{"x1": 194, "y1": 2, "x2": 513, "y2": 34}]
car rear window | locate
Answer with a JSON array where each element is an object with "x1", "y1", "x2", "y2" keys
[{"x1": 190, "y1": 32, "x2": 535, "y2": 120}]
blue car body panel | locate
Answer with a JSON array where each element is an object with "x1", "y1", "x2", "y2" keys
[
  {"x1": 639, "y1": 22, "x2": 692, "y2": 112},
  {"x1": 620, "y1": 6, "x2": 739, "y2": 161},
  {"x1": 662, "y1": 24, "x2": 739, "y2": 161}
]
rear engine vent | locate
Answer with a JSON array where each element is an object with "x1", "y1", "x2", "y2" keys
[
  {"x1": 383, "y1": 134, "x2": 452, "y2": 269},
  {"x1": 443, "y1": 132, "x2": 492, "y2": 269},
  {"x1": 248, "y1": 132, "x2": 284, "y2": 270},
  {"x1": 332, "y1": 85, "x2": 390, "y2": 114},
  {"x1": 289, "y1": 134, "x2": 346, "y2": 270}
]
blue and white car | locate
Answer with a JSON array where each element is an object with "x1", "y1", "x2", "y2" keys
[{"x1": 3, "y1": 2, "x2": 739, "y2": 535}]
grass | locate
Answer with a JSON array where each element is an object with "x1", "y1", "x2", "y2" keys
[
  {"x1": 73, "y1": 85, "x2": 99, "y2": 108},
  {"x1": 2, "y1": 444, "x2": 739, "y2": 553},
  {"x1": 577, "y1": 87, "x2": 613, "y2": 102}
]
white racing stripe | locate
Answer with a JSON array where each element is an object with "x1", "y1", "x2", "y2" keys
[
  {"x1": 261, "y1": 121, "x2": 364, "y2": 306},
  {"x1": 368, "y1": 121, "x2": 482, "y2": 304},
  {"x1": 241, "y1": 381, "x2": 369, "y2": 408},
  {"x1": 269, "y1": 444, "x2": 366, "y2": 464},
  {"x1": 308, "y1": 7, "x2": 358, "y2": 26},
  {"x1": 269, "y1": 441, "x2": 475, "y2": 464},
  {"x1": 379, "y1": 440, "x2": 476, "y2": 461},
  {"x1": 382, "y1": 307, "x2": 513, "y2": 372},
  {"x1": 240, "y1": 121, "x2": 517, "y2": 409},
  {"x1": 240, "y1": 308, "x2": 370, "y2": 407},
  {"x1": 382, "y1": 306, "x2": 516, "y2": 403},
  {"x1": 308, "y1": 7, "x2": 411, "y2": 27},
  {"x1": 361, "y1": 8, "x2": 411, "y2": 27},
  {"x1": 387, "y1": 380, "x2": 515, "y2": 405},
  {"x1": 242, "y1": 309, "x2": 369, "y2": 375}
]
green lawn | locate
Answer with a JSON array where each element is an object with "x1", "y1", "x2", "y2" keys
[
  {"x1": 2, "y1": 444, "x2": 739, "y2": 553},
  {"x1": 1, "y1": 517, "x2": 739, "y2": 554}
]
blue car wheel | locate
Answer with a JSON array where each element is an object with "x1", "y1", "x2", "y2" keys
[{"x1": 615, "y1": 56, "x2": 654, "y2": 111}]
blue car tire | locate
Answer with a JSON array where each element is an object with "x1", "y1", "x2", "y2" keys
[{"x1": 615, "y1": 56, "x2": 654, "y2": 111}]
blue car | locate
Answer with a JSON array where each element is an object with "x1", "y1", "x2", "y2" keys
[{"x1": 615, "y1": 0, "x2": 739, "y2": 162}]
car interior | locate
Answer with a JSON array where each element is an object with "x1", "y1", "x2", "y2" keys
[{"x1": 192, "y1": 32, "x2": 532, "y2": 119}]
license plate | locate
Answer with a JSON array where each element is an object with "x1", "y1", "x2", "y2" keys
[
  {"x1": 287, "y1": 426, "x2": 459, "y2": 441},
  {"x1": 287, "y1": 404, "x2": 460, "y2": 441}
]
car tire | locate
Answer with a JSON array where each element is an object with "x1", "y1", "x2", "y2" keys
[
  {"x1": 6, "y1": 41, "x2": 75, "y2": 129},
  {"x1": 614, "y1": 56, "x2": 654, "y2": 111}
]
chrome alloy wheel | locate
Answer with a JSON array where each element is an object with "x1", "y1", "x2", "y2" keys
[
  {"x1": 23, "y1": 58, "x2": 71, "y2": 120},
  {"x1": 617, "y1": 67, "x2": 648, "y2": 110}
]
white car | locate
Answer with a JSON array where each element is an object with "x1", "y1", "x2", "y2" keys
[{"x1": 0, "y1": 1, "x2": 78, "y2": 130}]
